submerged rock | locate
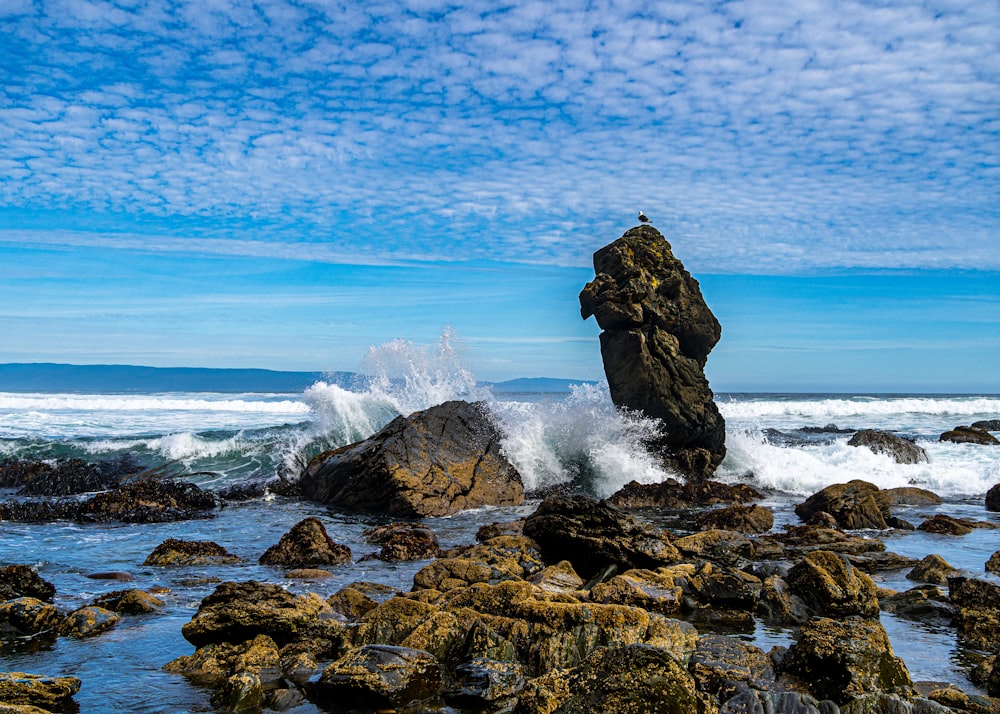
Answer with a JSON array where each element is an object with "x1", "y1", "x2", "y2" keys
[
  {"x1": 259, "y1": 517, "x2": 352, "y2": 567},
  {"x1": 579, "y1": 225, "x2": 726, "y2": 479},
  {"x1": 299, "y1": 400, "x2": 524, "y2": 517},
  {"x1": 847, "y1": 429, "x2": 929, "y2": 464}
]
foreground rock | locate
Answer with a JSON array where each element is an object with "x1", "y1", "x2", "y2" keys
[
  {"x1": 0, "y1": 672, "x2": 81, "y2": 710},
  {"x1": 299, "y1": 400, "x2": 524, "y2": 517},
  {"x1": 847, "y1": 429, "x2": 929, "y2": 464},
  {"x1": 259, "y1": 517, "x2": 352, "y2": 567},
  {"x1": 949, "y1": 576, "x2": 1000, "y2": 651},
  {"x1": 786, "y1": 550, "x2": 879, "y2": 618},
  {"x1": 794, "y1": 480, "x2": 889, "y2": 529},
  {"x1": 579, "y1": 225, "x2": 726, "y2": 479},
  {"x1": 522, "y1": 494, "x2": 680, "y2": 578}
]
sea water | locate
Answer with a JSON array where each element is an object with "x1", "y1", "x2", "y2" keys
[{"x1": 1, "y1": 343, "x2": 999, "y2": 711}]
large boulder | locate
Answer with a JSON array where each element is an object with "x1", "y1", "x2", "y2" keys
[
  {"x1": 579, "y1": 226, "x2": 726, "y2": 479},
  {"x1": 522, "y1": 494, "x2": 680, "y2": 579},
  {"x1": 949, "y1": 576, "x2": 1000, "y2": 651},
  {"x1": 793, "y1": 480, "x2": 890, "y2": 530},
  {"x1": 786, "y1": 550, "x2": 879, "y2": 618},
  {"x1": 259, "y1": 517, "x2": 352, "y2": 567},
  {"x1": 783, "y1": 616, "x2": 913, "y2": 704},
  {"x1": 847, "y1": 429, "x2": 929, "y2": 464},
  {"x1": 310, "y1": 644, "x2": 442, "y2": 711},
  {"x1": 940, "y1": 426, "x2": 999, "y2": 445},
  {"x1": 299, "y1": 400, "x2": 524, "y2": 517}
]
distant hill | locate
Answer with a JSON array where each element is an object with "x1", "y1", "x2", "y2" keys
[{"x1": 0, "y1": 363, "x2": 595, "y2": 395}]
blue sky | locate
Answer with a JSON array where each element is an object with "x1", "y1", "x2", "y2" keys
[{"x1": 1, "y1": 0, "x2": 998, "y2": 391}]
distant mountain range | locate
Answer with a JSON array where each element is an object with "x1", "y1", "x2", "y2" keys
[{"x1": 0, "y1": 363, "x2": 593, "y2": 394}]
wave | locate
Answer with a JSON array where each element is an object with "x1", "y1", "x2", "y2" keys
[
  {"x1": 0, "y1": 393, "x2": 310, "y2": 414},
  {"x1": 719, "y1": 395, "x2": 1000, "y2": 421}
]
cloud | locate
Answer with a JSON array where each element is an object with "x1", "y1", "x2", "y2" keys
[{"x1": 0, "y1": 0, "x2": 997, "y2": 272}]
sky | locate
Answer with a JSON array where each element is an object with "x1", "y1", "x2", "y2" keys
[{"x1": 1, "y1": 0, "x2": 998, "y2": 392}]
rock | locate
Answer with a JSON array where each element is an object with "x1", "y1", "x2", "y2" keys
[
  {"x1": 0, "y1": 566, "x2": 55, "y2": 603},
  {"x1": 550, "y1": 643, "x2": 700, "y2": 713},
  {"x1": 144, "y1": 538, "x2": 243, "y2": 566},
  {"x1": 444, "y1": 658, "x2": 525, "y2": 710},
  {"x1": 328, "y1": 586, "x2": 382, "y2": 622},
  {"x1": 412, "y1": 535, "x2": 545, "y2": 591},
  {"x1": 689, "y1": 634, "x2": 776, "y2": 702},
  {"x1": 180, "y1": 580, "x2": 343, "y2": 652},
  {"x1": 673, "y1": 529, "x2": 756, "y2": 567},
  {"x1": 940, "y1": 426, "x2": 1000, "y2": 445},
  {"x1": 606, "y1": 478, "x2": 763, "y2": 509},
  {"x1": 299, "y1": 400, "x2": 524, "y2": 517},
  {"x1": 794, "y1": 480, "x2": 889, "y2": 530},
  {"x1": 927, "y1": 686, "x2": 999, "y2": 714},
  {"x1": 988, "y1": 484, "x2": 1000, "y2": 512},
  {"x1": 310, "y1": 644, "x2": 442, "y2": 711},
  {"x1": 476, "y1": 519, "x2": 525, "y2": 541},
  {"x1": 848, "y1": 429, "x2": 929, "y2": 464},
  {"x1": 259, "y1": 517, "x2": 352, "y2": 567},
  {"x1": 949, "y1": 576, "x2": 1000, "y2": 651},
  {"x1": 86, "y1": 571, "x2": 134, "y2": 581},
  {"x1": 362, "y1": 522, "x2": 440, "y2": 561},
  {"x1": 522, "y1": 494, "x2": 680, "y2": 579},
  {"x1": 846, "y1": 551, "x2": 919, "y2": 574},
  {"x1": 880, "y1": 585, "x2": 953, "y2": 622},
  {"x1": 579, "y1": 225, "x2": 726, "y2": 479},
  {"x1": 91, "y1": 588, "x2": 164, "y2": 614},
  {"x1": 786, "y1": 550, "x2": 880, "y2": 618},
  {"x1": 987, "y1": 551, "x2": 1000, "y2": 575},
  {"x1": 719, "y1": 690, "x2": 835, "y2": 714},
  {"x1": 694, "y1": 505, "x2": 774, "y2": 534},
  {"x1": 907, "y1": 555, "x2": 957, "y2": 585},
  {"x1": 0, "y1": 598, "x2": 65, "y2": 644},
  {"x1": 882, "y1": 487, "x2": 942, "y2": 506},
  {"x1": 841, "y1": 693, "x2": 953, "y2": 714},
  {"x1": 681, "y1": 562, "x2": 763, "y2": 629},
  {"x1": 756, "y1": 575, "x2": 811, "y2": 625},
  {"x1": 973, "y1": 420, "x2": 1000, "y2": 431},
  {"x1": 783, "y1": 616, "x2": 912, "y2": 704},
  {"x1": 285, "y1": 568, "x2": 333, "y2": 579},
  {"x1": 589, "y1": 568, "x2": 685, "y2": 615},
  {"x1": 164, "y1": 634, "x2": 283, "y2": 687},
  {"x1": 529, "y1": 561, "x2": 585, "y2": 595},
  {"x1": 0, "y1": 672, "x2": 81, "y2": 710},
  {"x1": 917, "y1": 515, "x2": 975, "y2": 535},
  {"x1": 766, "y1": 525, "x2": 885, "y2": 557},
  {"x1": 59, "y1": 606, "x2": 120, "y2": 637},
  {"x1": 0, "y1": 455, "x2": 138, "y2": 495}
]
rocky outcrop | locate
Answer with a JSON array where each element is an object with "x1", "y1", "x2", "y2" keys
[
  {"x1": 579, "y1": 225, "x2": 726, "y2": 479},
  {"x1": 694, "y1": 504, "x2": 774, "y2": 533},
  {"x1": 786, "y1": 550, "x2": 879, "y2": 619},
  {"x1": 987, "y1": 484, "x2": 1000, "y2": 512},
  {"x1": 794, "y1": 480, "x2": 890, "y2": 529},
  {"x1": 259, "y1": 517, "x2": 352, "y2": 567},
  {"x1": 144, "y1": 538, "x2": 243, "y2": 566},
  {"x1": 299, "y1": 400, "x2": 524, "y2": 517},
  {"x1": 362, "y1": 522, "x2": 440, "y2": 561},
  {"x1": 607, "y1": 478, "x2": 763, "y2": 509},
  {"x1": 940, "y1": 426, "x2": 1000, "y2": 445},
  {"x1": 0, "y1": 566, "x2": 55, "y2": 603},
  {"x1": 522, "y1": 494, "x2": 680, "y2": 579},
  {"x1": 0, "y1": 672, "x2": 81, "y2": 711},
  {"x1": 949, "y1": 576, "x2": 1000, "y2": 651},
  {"x1": 847, "y1": 429, "x2": 929, "y2": 464}
]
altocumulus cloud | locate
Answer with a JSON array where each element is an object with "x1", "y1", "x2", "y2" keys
[{"x1": 1, "y1": 0, "x2": 998, "y2": 272}]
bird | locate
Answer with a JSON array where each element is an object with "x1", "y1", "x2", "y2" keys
[{"x1": 638, "y1": 210, "x2": 651, "y2": 224}]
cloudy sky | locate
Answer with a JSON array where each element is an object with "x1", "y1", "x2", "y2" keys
[{"x1": 1, "y1": 0, "x2": 998, "y2": 391}]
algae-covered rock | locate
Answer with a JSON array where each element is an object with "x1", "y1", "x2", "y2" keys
[
  {"x1": 144, "y1": 538, "x2": 243, "y2": 566},
  {"x1": 907, "y1": 554, "x2": 957, "y2": 585},
  {"x1": 311, "y1": 644, "x2": 442, "y2": 711},
  {"x1": 0, "y1": 598, "x2": 65, "y2": 645},
  {"x1": 59, "y1": 606, "x2": 120, "y2": 637},
  {"x1": 259, "y1": 516, "x2": 352, "y2": 567},
  {"x1": 92, "y1": 588, "x2": 164, "y2": 614},
  {"x1": 786, "y1": 550, "x2": 879, "y2": 619},
  {"x1": 0, "y1": 566, "x2": 56, "y2": 603},
  {"x1": 794, "y1": 480, "x2": 889, "y2": 530},
  {"x1": 694, "y1": 504, "x2": 774, "y2": 534},
  {"x1": 0, "y1": 672, "x2": 81, "y2": 710}
]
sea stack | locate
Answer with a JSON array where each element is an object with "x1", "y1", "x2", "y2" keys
[{"x1": 579, "y1": 224, "x2": 726, "y2": 479}]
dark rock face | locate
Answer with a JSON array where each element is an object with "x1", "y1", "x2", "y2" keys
[
  {"x1": 786, "y1": 550, "x2": 879, "y2": 619},
  {"x1": 0, "y1": 455, "x2": 141, "y2": 495},
  {"x1": 0, "y1": 565, "x2": 56, "y2": 603},
  {"x1": 949, "y1": 576, "x2": 1000, "y2": 651},
  {"x1": 144, "y1": 538, "x2": 243, "y2": 566},
  {"x1": 794, "y1": 480, "x2": 889, "y2": 530},
  {"x1": 259, "y1": 517, "x2": 352, "y2": 567},
  {"x1": 695, "y1": 504, "x2": 774, "y2": 534},
  {"x1": 606, "y1": 478, "x2": 762, "y2": 509},
  {"x1": 312, "y1": 644, "x2": 442, "y2": 711},
  {"x1": 522, "y1": 494, "x2": 680, "y2": 579},
  {"x1": 299, "y1": 400, "x2": 524, "y2": 517},
  {"x1": 579, "y1": 225, "x2": 726, "y2": 479},
  {"x1": 362, "y1": 523, "x2": 440, "y2": 561},
  {"x1": 847, "y1": 429, "x2": 929, "y2": 464},
  {"x1": 940, "y1": 425, "x2": 1000, "y2": 445}
]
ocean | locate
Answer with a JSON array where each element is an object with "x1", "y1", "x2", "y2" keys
[{"x1": 1, "y1": 356, "x2": 999, "y2": 711}]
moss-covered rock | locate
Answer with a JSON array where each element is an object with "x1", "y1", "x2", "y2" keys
[{"x1": 786, "y1": 550, "x2": 879, "y2": 618}]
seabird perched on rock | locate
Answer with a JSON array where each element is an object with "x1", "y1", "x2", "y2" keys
[{"x1": 638, "y1": 210, "x2": 651, "y2": 224}]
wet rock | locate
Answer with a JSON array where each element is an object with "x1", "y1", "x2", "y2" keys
[
  {"x1": 917, "y1": 515, "x2": 975, "y2": 536},
  {"x1": 794, "y1": 480, "x2": 890, "y2": 530},
  {"x1": 412, "y1": 535, "x2": 545, "y2": 591},
  {"x1": 91, "y1": 588, "x2": 164, "y2": 614},
  {"x1": 328, "y1": 585, "x2": 383, "y2": 622},
  {"x1": 180, "y1": 580, "x2": 344, "y2": 653},
  {"x1": 719, "y1": 689, "x2": 837, "y2": 714},
  {"x1": 881, "y1": 487, "x2": 942, "y2": 506},
  {"x1": 144, "y1": 538, "x2": 243, "y2": 566},
  {"x1": 476, "y1": 519, "x2": 525, "y2": 542},
  {"x1": 880, "y1": 585, "x2": 953, "y2": 622},
  {"x1": 841, "y1": 693, "x2": 952, "y2": 714},
  {"x1": 589, "y1": 567, "x2": 685, "y2": 615},
  {"x1": 86, "y1": 571, "x2": 134, "y2": 581},
  {"x1": 285, "y1": 568, "x2": 333, "y2": 579},
  {"x1": 907, "y1": 554, "x2": 958, "y2": 585},
  {"x1": 927, "y1": 686, "x2": 1000, "y2": 714},
  {"x1": 0, "y1": 672, "x2": 81, "y2": 711},
  {"x1": 756, "y1": 575, "x2": 811, "y2": 625},
  {"x1": 783, "y1": 616, "x2": 913, "y2": 704},
  {"x1": 300, "y1": 400, "x2": 524, "y2": 517},
  {"x1": 59, "y1": 606, "x2": 120, "y2": 637},
  {"x1": 988, "y1": 484, "x2": 1000, "y2": 513},
  {"x1": 522, "y1": 494, "x2": 680, "y2": 579},
  {"x1": 673, "y1": 529, "x2": 756, "y2": 567},
  {"x1": 846, "y1": 551, "x2": 918, "y2": 574},
  {"x1": 786, "y1": 550, "x2": 879, "y2": 618},
  {"x1": 973, "y1": 420, "x2": 1000, "y2": 431},
  {"x1": 0, "y1": 566, "x2": 55, "y2": 603},
  {"x1": 987, "y1": 550, "x2": 1000, "y2": 575},
  {"x1": 0, "y1": 455, "x2": 140, "y2": 495},
  {"x1": 259, "y1": 517, "x2": 352, "y2": 567},
  {"x1": 444, "y1": 658, "x2": 525, "y2": 711},
  {"x1": 310, "y1": 644, "x2": 442, "y2": 711},
  {"x1": 362, "y1": 522, "x2": 440, "y2": 561},
  {"x1": 550, "y1": 643, "x2": 700, "y2": 713},
  {"x1": 940, "y1": 426, "x2": 1000, "y2": 445},
  {"x1": 689, "y1": 634, "x2": 777, "y2": 702},
  {"x1": 165, "y1": 633, "x2": 282, "y2": 687},
  {"x1": 682, "y1": 562, "x2": 763, "y2": 629},
  {"x1": 694, "y1": 504, "x2": 774, "y2": 534},
  {"x1": 949, "y1": 576, "x2": 1000, "y2": 652},
  {"x1": 765, "y1": 526, "x2": 885, "y2": 558},
  {"x1": 528, "y1": 561, "x2": 585, "y2": 595},
  {"x1": 606, "y1": 478, "x2": 763, "y2": 509},
  {"x1": 848, "y1": 429, "x2": 929, "y2": 464},
  {"x1": 579, "y1": 225, "x2": 726, "y2": 479},
  {"x1": 0, "y1": 598, "x2": 65, "y2": 645}
]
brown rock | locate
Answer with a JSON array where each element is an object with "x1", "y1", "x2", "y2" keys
[
  {"x1": 311, "y1": 644, "x2": 442, "y2": 711},
  {"x1": 786, "y1": 550, "x2": 879, "y2": 618},
  {"x1": 606, "y1": 478, "x2": 762, "y2": 509},
  {"x1": 848, "y1": 429, "x2": 929, "y2": 464},
  {"x1": 672, "y1": 529, "x2": 756, "y2": 567},
  {"x1": 362, "y1": 522, "x2": 440, "y2": 561},
  {"x1": 694, "y1": 504, "x2": 774, "y2": 533},
  {"x1": 259, "y1": 517, "x2": 352, "y2": 567},
  {"x1": 144, "y1": 538, "x2": 243, "y2": 566},
  {"x1": 0, "y1": 566, "x2": 55, "y2": 603},
  {"x1": 299, "y1": 400, "x2": 524, "y2": 517},
  {"x1": 950, "y1": 577, "x2": 1000, "y2": 652},
  {"x1": 940, "y1": 426, "x2": 1000, "y2": 445},
  {"x1": 987, "y1": 550, "x2": 1000, "y2": 576},
  {"x1": 794, "y1": 480, "x2": 889, "y2": 530},
  {"x1": 0, "y1": 598, "x2": 65, "y2": 643},
  {"x1": 917, "y1": 514, "x2": 975, "y2": 536},
  {"x1": 907, "y1": 554, "x2": 957, "y2": 584},
  {"x1": 59, "y1": 606, "x2": 120, "y2": 637},
  {"x1": 882, "y1": 487, "x2": 942, "y2": 505},
  {"x1": 0, "y1": 673, "x2": 81, "y2": 710},
  {"x1": 91, "y1": 588, "x2": 164, "y2": 614}
]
